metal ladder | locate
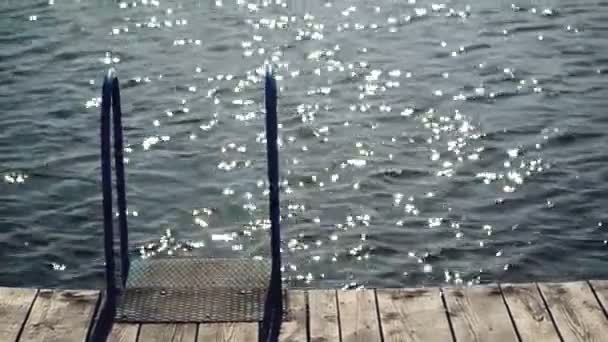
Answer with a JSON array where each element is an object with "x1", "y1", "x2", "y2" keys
[{"x1": 91, "y1": 67, "x2": 284, "y2": 342}]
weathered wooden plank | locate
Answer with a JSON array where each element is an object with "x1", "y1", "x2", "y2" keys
[
  {"x1": 308, "y1": 290, "x2": 339, "y2": 342},
  {"x1": 197, "y1": 323, "x2": 258, "y2": 342},
  {"x1": 279, "y1": 290, "x2": 307, "y2": 342},
  {"x1": 20, "y1": 289, "x2": 100, "y2": 342},
  {"x1": 108, "y1": 323, "x2": 139, "y2": 342},
  {"x1": 138, "y1": 324, "x2": 197, "y2": 342},
  {"x1": 0, "y1": 287, "x2": 37, "y2": 342},
  {"x1": 501, "y1": 283, "x2": 560, "y2": 342},
  {"x1": 337, "y1": 289, "x2": 381, "y2": 342},
  {"x1": 443, "y1": 286, "x2": 518, "y2": 342},
  {"x1": 539, "y1": 281, "x2": 608, "y2": 342},
  {"x1": 588, "y1": 280, "x2": 608, "y2": 315},
  {"x1": 377, "y1": 287, "x2": 452, "y2": 342}
]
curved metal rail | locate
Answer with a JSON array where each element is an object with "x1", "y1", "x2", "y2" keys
[{"x1": 259, "y1": 66, "x2": 283, "y2": 342}]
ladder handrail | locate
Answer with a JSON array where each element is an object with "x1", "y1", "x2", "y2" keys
[
  {"x1": 260, "y1": 66, "x2": 283, "y2": 342},
  {"x1": 110, "y1": 71, "x2": 130, "y2": 286},
  {"x1": 100, "y1": 68, "x2": 129, "y2": 301}
]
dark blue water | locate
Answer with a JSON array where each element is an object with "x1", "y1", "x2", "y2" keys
[{"x1": 1, "y1": 0, "x2": 608, "y2": 289}]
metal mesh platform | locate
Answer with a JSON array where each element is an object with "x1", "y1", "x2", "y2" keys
[{"x1": 115, "y1": 257, "x2": 280, "y2": 323}]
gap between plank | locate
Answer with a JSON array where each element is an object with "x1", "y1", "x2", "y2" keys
[
  {"x1": 135, "y1": 324, "x2": 142, "y2": 342},
  {"x1": 586, "y1": 281, "x2": 608, "y2": 320},
  {"x1": 534, "y1": 283, "x2": 565, "y2": 342},
  {"x1": 335, "y1": 290, "x2": 343, "y2": 342},
  {"x1": 497, "y1": 284, "x2": 522, "y2": 342},
  {"x1": 14, "y1": 289, "x2": 39, "y2": 342},
  {"x1": 439, "y1": 287, "x2": 458, "y2": 342},
  {"x1": 304, "y1": 291, "x2": 311, "y2": 342},
  {"x1": 372, "y1": 289, "x2": 385, "y2": 342},
  {"x1": 85, "y1": 291, "x2": 104, "y2": 342}
]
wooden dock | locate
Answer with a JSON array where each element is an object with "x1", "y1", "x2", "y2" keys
[{"x1": 2, "y1": 280, "x2": 608, "y2": 341}]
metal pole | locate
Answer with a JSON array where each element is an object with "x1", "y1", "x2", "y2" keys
[
  {"x1": 260, "y1": 66, "x2": 282, "y2": 342},
  {"x1": 101, "y1": 70, "x2": 117, "y2": 308},
  {"x1": 111, "y1": 76, "x2": 130, "y2": 285}
]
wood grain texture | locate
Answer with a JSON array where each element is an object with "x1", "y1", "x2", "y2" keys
[
  {"x1": 308, "y1": 290, "x2": 339, "y2": 342},
  {"x1": 279, "y1": 290, "x2": 307, "y2": 342},
  {"x1": 444, "y1": 286, "x2": 518, "y2": 342},
  {"x1": 0, "y1": 287, "x2": 37, "y2": 342},
  {"x1": 337, "y1": 289, "x2": 381, "y2": 342},
  {"x1": 138, "y1": 324, "x2": 197, "y2": 342},
  {"x1": 198, "y1": 323, "x2": 258, "y2": 342},
  {"x1": 539, "y1": 281, "x2": 608, "y2": 342},
  {"x1": 588, "y1": 280, "x2": 608, "y2": 314},
  {"x1": 377, "y1": 288, "x2": 452, "y2": 342},
  {"x1": 20, "y1": 289, "x2": 99, "y2": 342},
  {"x1": 501, "y1": 283, "x2": 560, "y2": 342},
  {"x1": 107, "y1": 323, "x2": 139, "y2": 342}
]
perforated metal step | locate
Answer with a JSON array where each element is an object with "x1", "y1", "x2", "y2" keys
[{"x1": 114, "y1": 257, "x2": 278, "y2": 323}]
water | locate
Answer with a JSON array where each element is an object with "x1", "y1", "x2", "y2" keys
[{"x1": 1, "y1": 0, "x2": 608, "y2": 289}]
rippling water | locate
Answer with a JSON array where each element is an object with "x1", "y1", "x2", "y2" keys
[{"x1": 1, "y1": 0, "x2": 608, "y2": 289}]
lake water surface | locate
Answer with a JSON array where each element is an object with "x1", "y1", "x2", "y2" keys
[{"x1": 1, "y1": 0, "x2": 608, "y2": 288}]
